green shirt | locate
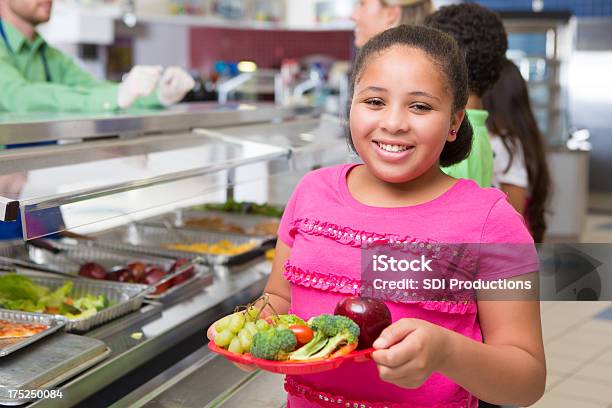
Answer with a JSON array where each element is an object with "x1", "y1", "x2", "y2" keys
[
  {"x1": 442, "y1": 109, "x2": 493, "y2": 187},
  {"x1": 0, "y1": 20, "x2": 160, "y2": 113}
]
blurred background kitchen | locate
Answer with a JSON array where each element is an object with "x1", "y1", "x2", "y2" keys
[{"x1": 35, "y1": 0, "x2": 612, "y2": 243}]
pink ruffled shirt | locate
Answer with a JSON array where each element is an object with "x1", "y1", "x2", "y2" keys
[{"x1": 278, "y1": 164, "x2": 538, "y2": 408}]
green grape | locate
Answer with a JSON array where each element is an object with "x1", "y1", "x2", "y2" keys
[
  {"x1": 238, "y1": 328, "x2": 253, "y2": 351},
  {"x1": 214, "y1": 315, "x2": 231, "y2": 332},
  {"x1": 245, "y1": 306, "x2": 259, "y2": 321},
  {"x1": 255, "y1": 319, "x2": 269, "y2": 332},
  {"x1": 214, "y1": 329, "x2": 234, "y2": 348},
  {"x1": 228, "y1": 336, "x2": 244, "y2": 354},
  {"x1": 228, "y1": 312, "x2": 246, "y2": 334},
  {"x1": 244, "y1": 321, "x2": 258, "y2": 336}
]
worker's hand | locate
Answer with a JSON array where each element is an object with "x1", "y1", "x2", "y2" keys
[
  {"x1": 117, "y1": 65, "x2": 163, "y2": 109},
  {"x1": 156, "y1": 67, "x2": 196, "y2": 106}
]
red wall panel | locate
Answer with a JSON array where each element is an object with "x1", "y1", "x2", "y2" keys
[{"x1": 189, "y1": 27, "x2": 354, "y2": 73}]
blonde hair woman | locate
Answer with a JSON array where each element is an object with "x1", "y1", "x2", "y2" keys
[{"x1": 350, "y1": 0, "x2": 434, "y2": 47}]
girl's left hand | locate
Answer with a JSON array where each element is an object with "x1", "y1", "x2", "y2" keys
[{"x1": 371, "y1": 318, "x2": 450, "y2": 389}]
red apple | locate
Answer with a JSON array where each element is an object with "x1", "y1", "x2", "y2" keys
[
  {"x1": 153, "y1": 280, "x2": 172, "y2": 294},
  {"x1": 116, "y1": 268, "x2": 133, "y2": 283},
  {"x1": 143, "y1": 267, "x2": 166, "y2": 285},
  {"x1": 78, "y1": 262, "x2": 107, "y2": 280},
  {"x1": 105, "y1": 269, "x2": 119, "y2": 281},
  {"x1": 145, "y1": 266, "x2": 170, "y2": 293},
  {"x1": 165, "y1": 259, "x2": 193, "y2": 286},
  {"x1": 127, "y1": 262, "x2": 147, "y2": 282},
  {"x1": 334, "y1": 296, "x2": 392, "y2": 349}
]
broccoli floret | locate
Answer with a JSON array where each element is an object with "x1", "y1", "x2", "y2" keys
[
  {"x1": 250, "y1": 328, "x2": 297, "y2": 360},
  {"x1": 310, "y1": 315, "x2": 359, "y2": 338},
  {"x1": 289, "y1": 315, "x2": 360, "y2": 361},
  {"x1": 287, "y1": 330, "x2": 329, "y2": 360},
  {"x1": 268, "y1": 314, "x2": 306, "y2": 328}
]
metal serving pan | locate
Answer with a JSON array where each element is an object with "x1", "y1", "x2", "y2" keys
[
  {"x1": 145, "y1": 268, "x2": 213, "y2": 304},
  {"x1": 92, "y1": 223, "x2": 274, "y2": 265},
  {"x1": 0, "y1": 333, "x2": 109, "y2": 405},
  {"x1": 22, "y1": 239, "x2": 212, "y2": 302},
  {"x1": 0, "y1": 271, "x2": 149, "y2": 333},
  {"x1": 0, "y1": 310, "x2": 65, "y2": 357},
  {"x1": 146, "y1": 209, "x2": 280, "y2": 236},
  {"x1": 26, "y1": 239, "x2": 176, "y2": 273},
  {"x1": 0, "y1": 240, "x2": 211, "y2": 302}
]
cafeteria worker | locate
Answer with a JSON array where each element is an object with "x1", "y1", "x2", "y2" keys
[
  {"x1": 0, "y1": 0, "x2": 194, "y2": 238},
  {"x1": 0, "y1": 0, "x2": 195, "y2": 113}
]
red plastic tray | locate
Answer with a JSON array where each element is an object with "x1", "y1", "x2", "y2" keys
[{"x1": 208, "y1": 341, "x2": 374, "y2": 375}]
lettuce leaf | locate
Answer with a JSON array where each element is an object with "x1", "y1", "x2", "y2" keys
[
  {"x1": 0, "y1": 274, "x2": 49, "y2": 302},
  {"x1": 0, "y1": 298, "x2": 44, "y2": 312},
  {"x1": 40, "y1": 281, "x2": 73, "y2": 309}
]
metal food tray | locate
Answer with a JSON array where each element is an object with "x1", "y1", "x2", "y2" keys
[
  {"x1": 92, "y1": 223, "x2": 274, "y2": 265},
  {"x1": 22, "y1": 239, "x2": 211, "y2": 302},
  {"x1": 0, "y1": 333, "x2": 110, "y2": 406},
  {"x1": 26, "y1": 239, "x2": 176, "y2": 274},
  {"x1": 0, "y1": 311, "x2": 65, "y2": 357},
  {"x1": 146, "y1": 209, "x2": 280, "y2": 236},
  {"x1": 145, "y1": 268, "x2": 212, "y2": 303},
  {"x1": 0, "y1": 271, "x2": 149, "y2": 333}
]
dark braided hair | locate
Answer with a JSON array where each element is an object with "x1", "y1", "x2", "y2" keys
[
  {"x1": 424, "y1": 3, "x2": 508, "y2": 97},
  {"x1": 348, "y1": 24, "x2": 473, "y2": 167}
]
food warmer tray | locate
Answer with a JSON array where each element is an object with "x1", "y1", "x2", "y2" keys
[
  {"x1": 0, "y1": 271, "x2": 148, "y2": 333},
  {"x1": 0, "y1": 310, "x2": 65, "y2": 357},
  {"x1": 22, "y1": 240, "x2": 213, "y2": 303},
  {"x1": 91, "y1": 223, "x2": 275, "y2": 265},
  {"x1": 145, "y1": 209, "x2": 280, "y2": 236}
]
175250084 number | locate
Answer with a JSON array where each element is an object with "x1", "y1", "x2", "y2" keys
[{"x1": 9, "y1": 389, "x2": 63, "y2": 400}]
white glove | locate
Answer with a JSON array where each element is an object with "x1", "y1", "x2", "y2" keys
[
  {"x1": 117, "y1": 65, "x2": 163, "y2": 109},
  {"x1": 156, "y1": 67, "x2": 196, "y2": 106},
  {"x1": 0, "y1": 173, "x2": 28, "y2": 197}
]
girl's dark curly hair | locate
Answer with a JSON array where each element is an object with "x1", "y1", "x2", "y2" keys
[
  {"x1": 424, "y1": 3, "x2": 508, "y2": 97},
  {"x1": 348, "y1": 24, "x2": 473, "y2": 167}
]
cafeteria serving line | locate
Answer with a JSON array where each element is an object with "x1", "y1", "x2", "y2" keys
[
  {"x1": 0, "y1": 102, "x2": 349, "y2": 407},
  {"x1": 0, "y1": 1, "x2": 611, "y2": 408}
]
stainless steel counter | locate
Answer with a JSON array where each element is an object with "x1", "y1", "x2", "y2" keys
[
  {"x1": 25, "y1": 258, "x2": 273, "y2": 408},
  {"x1": 0, "y1": 103, "x2": 316, "y2": 145},
  {"x1": 0, "y1": 102, "x2": 345, "y2": 407},
  {"x1": 0, "y1": 104, "x2": 348, "y2": 243},
  {"x1": 111, "y1": 345, "x2": 287, "y2": 408}
]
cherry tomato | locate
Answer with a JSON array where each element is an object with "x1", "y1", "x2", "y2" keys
[{"x1": 289, "y1": 324, "x2": 314, "y2": 346}]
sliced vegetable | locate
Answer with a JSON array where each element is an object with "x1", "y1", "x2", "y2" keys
[
  {"x1": 289, "y1": 315, "x2": 360, "y2": 361},
  {"x1": 330, "y1": 342, "x2": 358, "y2": 359}
]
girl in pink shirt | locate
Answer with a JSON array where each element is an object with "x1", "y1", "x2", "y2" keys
[{"x1": 211, "y1": 25, "x2": 545, "y2": 408}]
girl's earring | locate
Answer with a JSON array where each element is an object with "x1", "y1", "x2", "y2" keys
[{"x1": 450, "y1": 129, "x2": 457, "y2": 136}]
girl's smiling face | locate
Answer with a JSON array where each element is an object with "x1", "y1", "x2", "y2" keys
[{"x1": 350, "y1": 45, "x2": 464, "y2": 184}]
